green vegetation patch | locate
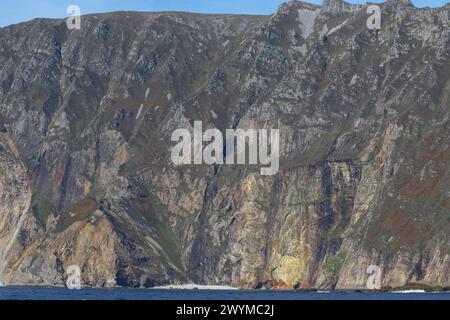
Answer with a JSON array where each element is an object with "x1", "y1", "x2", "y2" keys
[
  {"x1": 54, "y1": 197, "x2": 98, "y2": 233},
  {"x1": 31, "y1": 191, "x2": 54, "y2": 227},
  {"x1": 323, "y1": 251, "x2": 347, "y2": 275}
]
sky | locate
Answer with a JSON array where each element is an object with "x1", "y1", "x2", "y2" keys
[{"x1": 0, "y1": 0, "x2": 448, "y2": 27}]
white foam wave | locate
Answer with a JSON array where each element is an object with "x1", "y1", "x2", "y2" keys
[
  {"x1": 151, "y1": 284, "x2": 238, "y2": 290},
  {"x1": 393, "y1": 290, "x2": 426, "y2": 293}
]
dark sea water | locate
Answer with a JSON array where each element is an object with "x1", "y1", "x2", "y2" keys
[{"x1": 1, "y1": 287, "x2": 450, "y2": 300}]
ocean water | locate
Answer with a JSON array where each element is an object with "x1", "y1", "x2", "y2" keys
[{"x1": 1, "y1": 287, "x2": 450, "y2": 300}]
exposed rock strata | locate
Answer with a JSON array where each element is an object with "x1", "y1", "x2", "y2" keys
[{"x1": 0, "y1": 0, "x2": 449, "y2": 289}]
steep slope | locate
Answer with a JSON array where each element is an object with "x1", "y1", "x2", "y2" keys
[{"x1": 0, "y1": 0, "x2": 449, "y2": 289}]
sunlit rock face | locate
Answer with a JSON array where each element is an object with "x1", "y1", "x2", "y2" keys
[{"x1": 0, "y1": 0, "x2": 449, "y2": 289}]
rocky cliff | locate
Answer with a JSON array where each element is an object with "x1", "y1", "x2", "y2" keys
[{"x1": 0, "y1": 0, "x2": 449, "y2": 289}]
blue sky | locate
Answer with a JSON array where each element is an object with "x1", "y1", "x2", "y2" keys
[{"x1": 0, "y1": 0, "x2": 447, "y2": 27}]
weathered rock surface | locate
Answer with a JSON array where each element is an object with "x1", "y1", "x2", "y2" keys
[{"x1": 0, "y1": 0, "x2": 449, "y2": 289}]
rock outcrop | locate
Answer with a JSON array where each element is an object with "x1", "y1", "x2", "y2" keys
[{"x1": 0, "y1": 0, "x2": 449, "y2": 289}]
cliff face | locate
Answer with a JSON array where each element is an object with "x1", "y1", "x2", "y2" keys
[{"x1": 0, "y1": 0, "x2": 449, "y2": 289}]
